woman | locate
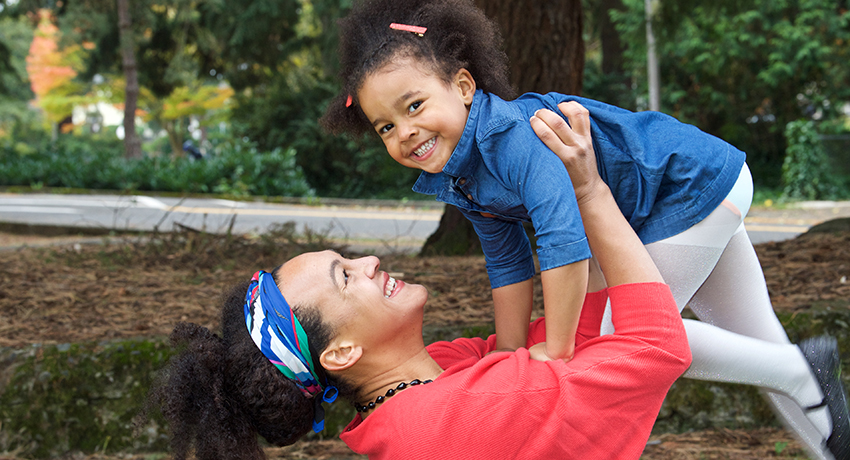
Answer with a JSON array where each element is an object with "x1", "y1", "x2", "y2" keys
[{"x1": 151, "y1": 136, "x2": 692, "y2": 459}]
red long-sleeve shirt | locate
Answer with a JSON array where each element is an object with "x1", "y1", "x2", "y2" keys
[{"x1": 341, "y1": 283, "x2": 691, "y2": 460}]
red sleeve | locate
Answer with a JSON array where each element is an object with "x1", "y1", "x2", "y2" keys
[{"x1": 608, "y1": 282, "x2": 690, "y2": 361}]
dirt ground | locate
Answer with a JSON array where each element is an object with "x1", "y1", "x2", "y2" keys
[{"x1": 1, "y1": 221, "x2": 849, "y2": 459}]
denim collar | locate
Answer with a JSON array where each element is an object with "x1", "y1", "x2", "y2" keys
[{"x1": 412, "y1": 89, "x2": 486, "y2": 195}]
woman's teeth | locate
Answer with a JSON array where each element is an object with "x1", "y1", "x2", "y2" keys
[
  {"x1": 384, "y1": 277, "x2": 397, "y2": 298},
  {"x1": 413, "y1": 138, "x2": 436, "y2": 157}
]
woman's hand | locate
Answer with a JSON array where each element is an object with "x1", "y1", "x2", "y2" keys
[{"x1": 530, "y1": 101, "x2": 603, "y2": 204}]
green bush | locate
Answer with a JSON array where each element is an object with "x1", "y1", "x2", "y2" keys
[
  {"x1": 781, "y1": 120, "x2": 840, "y2": 200},
  {"x1": 0, "y1": 136, "x2": 314, "y2": 197},
  {"x1": 0, "y1": 340, "x2": 173, "y2": 457}
]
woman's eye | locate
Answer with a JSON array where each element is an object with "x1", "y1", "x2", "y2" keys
[
  {"x1": 408, "y1": 101, "x2": 422, "y2": 113},
  {"x1": 343, "y1": 269, "x2": 349, "y2": 285},
  {"x1": 379, "y1": 124, "x2": 393, "y2": 134}
]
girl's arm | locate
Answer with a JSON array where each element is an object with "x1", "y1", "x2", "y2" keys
[
  {"x1": 492, "y1": 279, "x2": 533, "y2": 352},
  {"x1": 457, "y1": 209, "x2": 536, "y2": 352},
  {"x1": 529, "y1": 260, "x2": 588, "y2": 361}
]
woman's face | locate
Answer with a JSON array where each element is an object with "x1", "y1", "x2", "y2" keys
[{"x1": 275, "y1": 250, "x2": 428, "y2": 346}]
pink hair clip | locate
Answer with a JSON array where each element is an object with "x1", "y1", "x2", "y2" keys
[
  {"x1": 345, "y1": 94, "x2": 353, "y2": 107},
  {"x1": 390, "y1": 23, "x2": 427, "y2": 36}
]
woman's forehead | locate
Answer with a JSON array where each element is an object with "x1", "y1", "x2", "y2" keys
[{"x1": 278, "y1": 250, "x2": 339, "y2": 294}]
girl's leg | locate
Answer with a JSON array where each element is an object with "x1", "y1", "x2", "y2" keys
[
  {"x1": 645, "y1": 218, "x2": 826, "y2": 413},
  {"x1": 685, "y1": 226, "x2": 831, "y2": 458},
  {"x1": 595, "y1": 163, "x2": 834, "y2": 457},
  {"x1": 635, "y1": 164, "x2": 832, "y2": 458},
  {"x1": 599, "y1": 162, "x2": 753, "y2": 333}
]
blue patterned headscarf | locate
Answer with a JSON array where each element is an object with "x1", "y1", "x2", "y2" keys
[{"x1": 244, "y1": 270, "x2": 338, "y2": 432}]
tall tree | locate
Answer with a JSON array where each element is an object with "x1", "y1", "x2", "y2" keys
[
  {"x1": 475, "y1": 0, "x2": 584, "y2": 95},
  {"x1": 420, "y1": 0, "x2": 585, "y2": 256},
  {"x1": 25, "y1": 9, "x2": 80, "y2": 140},
  {"x1": 116, "y1": 0, "x2": 141, "y2": 158}
]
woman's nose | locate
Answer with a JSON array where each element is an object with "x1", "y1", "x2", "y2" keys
[{"x1": 355, "y1": 255, "x2": 380, "y2": 277}]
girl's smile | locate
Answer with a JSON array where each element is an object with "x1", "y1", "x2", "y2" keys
[
  {"x1": 412, "y1": 137, "x2": 437, "y2": 160},
  {"x1": 357, "y1": 59, "x2": 476, "y2": 174}
]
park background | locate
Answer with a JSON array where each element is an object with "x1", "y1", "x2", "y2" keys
[{"x1": 1, "y1": 0, "x2": 850, "y2": 458}]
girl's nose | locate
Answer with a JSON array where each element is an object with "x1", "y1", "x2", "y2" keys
[{"x1": 397, "y1": 121, "x2": 417, "y2": 141}]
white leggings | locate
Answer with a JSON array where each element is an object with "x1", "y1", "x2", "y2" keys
[{"x1": 599, "y1": 164, "x2": 831, "y2": 459}]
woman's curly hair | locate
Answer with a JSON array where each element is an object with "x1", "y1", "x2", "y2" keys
[
  {"x1": 146, "y1": 278, "x2": 357, "y2": 460},
  {"x1": 321, "y1": 0, "x2": 514, "y2": 136}
]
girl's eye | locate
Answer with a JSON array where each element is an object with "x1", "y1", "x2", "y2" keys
[
  {"x1": 408, "y1": 101, "x2": 422, "y2": 113},
  {"x1": 379, "y1": 124, "x2": 394, "y2": 134}
]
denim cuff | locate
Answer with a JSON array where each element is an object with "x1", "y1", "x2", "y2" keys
[{"x1": 536, "y1": 237, "x2": 592, "y2": 272}]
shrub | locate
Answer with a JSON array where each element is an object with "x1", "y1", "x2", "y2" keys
[
  {"x1": 781, "y1": 120, "x2": 840, "y2": 200},
  {"x1": 0, "y1": 136, "x2": 314, "y2": 197}
]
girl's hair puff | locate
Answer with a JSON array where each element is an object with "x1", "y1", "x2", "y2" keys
[{"x1": 321, "y1": 0, "x2": 514, "y2": 136}]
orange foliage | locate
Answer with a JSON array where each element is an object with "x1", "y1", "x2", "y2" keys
[{"x1": 25, "y1": 9, "x2": 77, "y2": 100}]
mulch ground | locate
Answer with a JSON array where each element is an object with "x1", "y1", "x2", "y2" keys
[{"x1": 1, "y1": 225, "x2": 848, "y2": 459}]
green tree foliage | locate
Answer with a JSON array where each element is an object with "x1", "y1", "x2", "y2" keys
[
  {"x1": 0, "y1": 15, "x2": 37, "y2": 141},
  {"x1": 781, "y1": 120, "x2": 839, "y2": 199},
  {"x1": 586, "y1": 0, "x2": 850, "y2": 187},
  {"x1": 2, "y1": 0, "x2": 417, "y2": 197},
  {"x1": 230, "y1": 0, "x2": 421, "y2": 198}
]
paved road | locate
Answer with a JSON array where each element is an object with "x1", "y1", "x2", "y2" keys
[
  {"x1": 1, "y1": 193, "x2": 848, "y2": 247},
  {"x1": 0, "y1": 193, "x2": 443, "y2": 250}
]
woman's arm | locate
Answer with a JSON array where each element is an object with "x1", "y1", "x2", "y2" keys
[{"x1": 530, "y1": 101, "x2": 663, "y2": 287}]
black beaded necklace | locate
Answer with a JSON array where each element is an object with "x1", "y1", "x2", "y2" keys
[{"x1": 355, "y1": 379, "x2": 433, "y2": 413}]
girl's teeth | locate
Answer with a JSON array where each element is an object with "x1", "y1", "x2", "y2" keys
[
  {"x1": 384, "y1": 277, "x2": 397, "y2": 298},
  {"x1": 413, "y1": 138, "x2": 435, "y2": 157}
]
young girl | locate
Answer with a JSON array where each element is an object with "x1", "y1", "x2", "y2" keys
[{"x1": 321, "y1": 1, "x2": 848, "y2": 458}]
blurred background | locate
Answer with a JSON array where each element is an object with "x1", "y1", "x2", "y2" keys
[
  {"x1": 1, "y1": 2, "x2": 849, "y2": 458},
  {"x1": 0, "y1": 0, "x2": 847, "y2": 204}
]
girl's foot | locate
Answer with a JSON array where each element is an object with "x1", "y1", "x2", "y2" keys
[{"x1": 800, "y1": 336, "x2": 850, "y2": 460}]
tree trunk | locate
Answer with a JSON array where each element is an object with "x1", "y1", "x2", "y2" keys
[
  {"x1": 117, "y1": 0, "x2": 143, "y2": 159},
  {"x1": 596, "y1": 0, "x2": 632, "y2": 109},
  {"x1": 419, "y1": 205, "x2": 482, "y2": 257},
  {"x1": 600, "y1": 0, "x2": 626, "y2": 77},
  {"x1": 420, "y1": 0, "x2": 585, "y2": 256},
  {"x1": 474, "y1": 0, "x2": 584, "y2": 95},
  {"x1": 645, "y1": 0, "x2": 660, "y2": 111},
  {"x1": 165, "y1": 119, "x2": 184, "y2": 157}
]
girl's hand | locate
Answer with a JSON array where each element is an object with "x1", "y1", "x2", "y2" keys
[
  {"x1": 486, "y1": 347, "x2": 517, "y2": 356},
  {"x1": 529, "y1": 342, "x2": 574, "y2": 363},
  {"x1": 530, "y1": 101, "x2": 602, "y2": 204}
]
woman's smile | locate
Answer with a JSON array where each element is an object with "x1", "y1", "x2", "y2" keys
[{"x1": 384, "y1": 272, "x2": 405, "y2": 298}]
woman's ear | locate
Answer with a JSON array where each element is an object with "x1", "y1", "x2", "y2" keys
[
  {"x1": 320, "y1": 341, "x2": 363, "y2": 372},
  {"x1": 455, "y1": 68, "x2": 476, "y2": 106}
]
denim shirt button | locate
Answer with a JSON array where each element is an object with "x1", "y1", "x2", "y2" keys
[
  {"x1": 458, "y1": 178, "x2": 466, "y2": 185},
  {"x1": 466, "y1": 194, "x2": 473, "y2": 201}
]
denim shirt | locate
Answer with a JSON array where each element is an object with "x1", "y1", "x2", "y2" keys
[{"x1": 413, "y1": 90, "x2": 746, "y2": 289}]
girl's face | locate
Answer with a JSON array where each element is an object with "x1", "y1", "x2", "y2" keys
[{"x1": 358, "y1": 58, "x2": 476, "y2": 174}]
